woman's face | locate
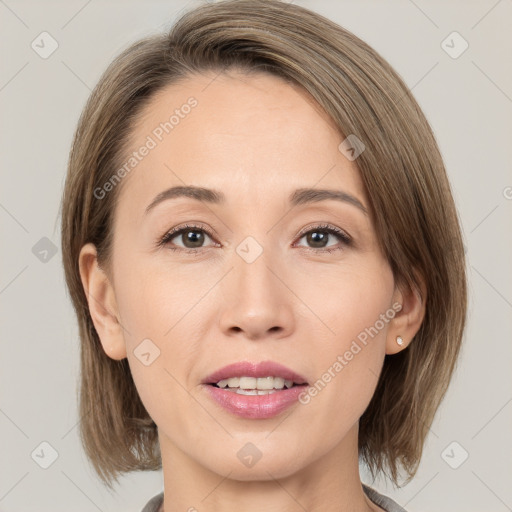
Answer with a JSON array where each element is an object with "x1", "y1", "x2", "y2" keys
[{"x1": 94, "y1": 71, "x2": 403, "y2": 479}]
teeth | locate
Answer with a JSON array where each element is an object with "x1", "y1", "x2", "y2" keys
[
  {"x1": 215, "y1": 376, "x2": 296, "y2": 390},
  {"x1": 235, "y1": 389, "x2": 277, "y2": 395}
]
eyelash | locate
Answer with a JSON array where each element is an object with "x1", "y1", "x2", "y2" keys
[{"x1": 156, "y1": 223, "x2": 352, "y2": 255}]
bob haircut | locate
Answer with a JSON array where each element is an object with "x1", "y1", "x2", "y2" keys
[{"x1": 60, "y1": 0, "x2": 467, "y2": 490}]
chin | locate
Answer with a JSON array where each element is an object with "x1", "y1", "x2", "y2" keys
[{"x1": 199, "y1": 445, "x2": 307, "y2": 481}]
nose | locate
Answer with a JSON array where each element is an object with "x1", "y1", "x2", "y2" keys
[{"x1": 218, "y1": 246, "x2": 295, "y2": 341}]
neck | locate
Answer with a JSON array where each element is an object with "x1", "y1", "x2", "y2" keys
[{"x1": 158, "y1": 423, "x2": 380, "y2": 512}]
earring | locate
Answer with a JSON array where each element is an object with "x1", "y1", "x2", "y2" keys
[{"x1": 396, "y1": 336, "x2": 404, "y2": 346}]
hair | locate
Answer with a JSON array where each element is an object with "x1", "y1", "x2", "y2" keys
[{"x1": 60, "y1": 0, "x2": 467, "y2": 490}]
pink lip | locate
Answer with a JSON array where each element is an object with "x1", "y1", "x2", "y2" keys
[
  {"x1": 201, "y1": 361, "x2": 309, "y2": 419},
  {"x1": 203, "y1": 384, "x2": 308, "y2": 419},
  {"x1": 202, "y1": 360, "x2": 308, "y2": 385}
]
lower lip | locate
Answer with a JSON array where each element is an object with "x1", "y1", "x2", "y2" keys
[{"x1": 203, "y1": 384, "x2": 308, "y2": 419}]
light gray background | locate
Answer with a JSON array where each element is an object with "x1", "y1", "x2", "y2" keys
[{"x1": 1, "y1": 0, "x2": 511, "y2": 511}]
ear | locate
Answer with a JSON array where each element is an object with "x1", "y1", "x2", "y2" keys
[
  {"x1": 386, "y1": 273, "x2": 427, "y2": 355},
  {"x1": 78, "y1": 243, "x2": 127, "y2": 360}
]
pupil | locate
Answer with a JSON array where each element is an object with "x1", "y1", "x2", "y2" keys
[
  {"x1": 184, "y1": 229, "x2": 204, "y2": 248},
  {"x1": 308, "y1": 231, "x2": 327, "y2": 248}
]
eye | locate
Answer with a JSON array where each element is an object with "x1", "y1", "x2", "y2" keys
[
  {"x1": 157, "y1": 223, "x2": 217, "y2": 253},
  {"x1": 294, "y1": 223, "x2": 352, "y2": 253},
  {"x1": 157, "y1": 222, "x2": 352, "y2": 254}
]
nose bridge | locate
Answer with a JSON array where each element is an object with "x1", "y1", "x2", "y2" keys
[
  {"x1": 218, "y1": 234, "x2": 294, "y2": 339},
  {"x1": 236, "y1": 235, "x2": 276, "y2": 293}
]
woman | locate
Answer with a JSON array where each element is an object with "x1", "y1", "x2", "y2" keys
[{"x1": 60, "y1": 1, "x2": 467, "y2": 511}]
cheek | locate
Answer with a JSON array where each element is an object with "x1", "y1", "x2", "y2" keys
[
  {"x1": 113, "y1": 250, "x2": 199, "y2": 346},
  {"x1": 111, "y1": 252, "x2": 211, "y2": 420},
  {"x1": 294, "y1": 256, "x2": 394, "y2": 346},
  {"x1": 292, "y1": 259, "x2": 393, "y2": 433}
]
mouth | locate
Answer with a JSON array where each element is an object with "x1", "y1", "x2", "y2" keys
[
  {"x1": 202, "y1": 360, "x2": 309, "y2": 395},
  {"x1": 201, "y1": 361, "x2": 310, "y2": 419},
  {"x1": 208, "y1": 376, "x2": 308, "y2": 395}
]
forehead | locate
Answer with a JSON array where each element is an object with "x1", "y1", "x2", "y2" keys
[{"x1": 115, "y1": 70, "x2": 367, "y2": 219}]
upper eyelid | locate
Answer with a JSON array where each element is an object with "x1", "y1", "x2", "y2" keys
[
  {"x1": 296, "y1": 223, "x2": 349, "y2": 237},
  {"x1": 165, "y1": 223, "x2": 215, "y2": 239},
  {"x1": 165, "y1": 223, "x2": 346, "y2": 236}
]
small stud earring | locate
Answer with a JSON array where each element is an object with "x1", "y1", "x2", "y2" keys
[{"x1": 396, "y1": 336, "x2": 404, "y2": 346}]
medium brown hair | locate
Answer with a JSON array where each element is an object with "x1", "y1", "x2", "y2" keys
[{"x1": 60, "y1": 0, "x2": 467, "y2": 489}]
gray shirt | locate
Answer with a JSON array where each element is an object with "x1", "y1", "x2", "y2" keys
[{"x1": 141, "y1": 483, "x2": 407, "y2": 512}]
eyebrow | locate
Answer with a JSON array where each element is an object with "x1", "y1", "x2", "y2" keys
[{"x1": 144, "y1": 185, "x2": 368, "y2": 215}]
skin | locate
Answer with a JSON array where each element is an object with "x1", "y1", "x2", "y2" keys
[{"x1": 79, "y1": 70, "x2": 425, "y2": 512}]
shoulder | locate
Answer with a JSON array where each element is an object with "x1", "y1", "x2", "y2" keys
[
  {"x1": 141, "y1": 486, "x2": 407, "y2": 512},
  {"x1": 363, "y1": 483, "x2": 409, "y2": 512},
  {"x1": 140, "y1": 491, "x2": 164, "y2": 512}
]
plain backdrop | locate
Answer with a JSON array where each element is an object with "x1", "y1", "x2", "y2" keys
[{"x1": 1, "y1": 1, "x2": 511, "y2": 511}]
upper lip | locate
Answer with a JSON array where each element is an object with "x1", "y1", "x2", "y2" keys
[{"x1": 202, "y1": 360, "x2": 308, "y2": 385}]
